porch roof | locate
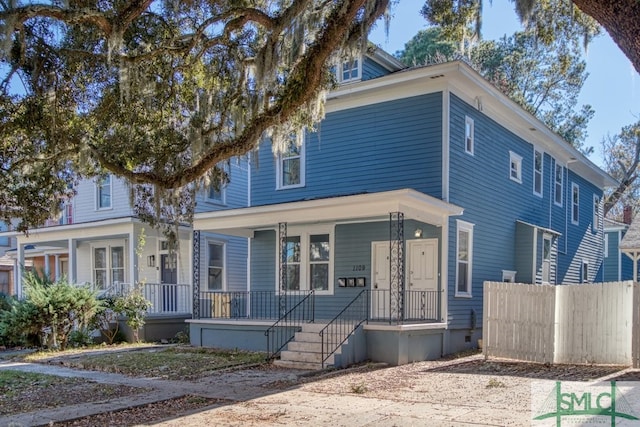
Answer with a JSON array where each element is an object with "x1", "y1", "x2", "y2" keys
[{"x1": 194, "y1": 189, "x2": 463, "y2": 237}]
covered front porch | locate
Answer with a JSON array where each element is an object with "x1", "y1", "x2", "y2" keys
[
  {"x1": 191, "y1": 189, "x2": 463, "y2": 366},
  {"x1": 5, "y1": 218, "x2": 193, "y2": 321}
]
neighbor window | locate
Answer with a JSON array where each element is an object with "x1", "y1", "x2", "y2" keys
[
  {"x1": 571, "y1": 183, "x2": 579, "y2": 225},
  {"x1": 465, "y1": 116, "x2": 474, "y2": 155},
  {"x1": 542, "y1": 235, "x2": 552, "y2": 284},
  {"x1": 533, "y1": 149, "x2": 543, "y2": 196},
  {"x1": 554, "y1": 163, "x2": 563, "y2": 206},
  {"x1": 502, "y1": 270, "x2": 516, "y2": 283},
  {"x1": 207, "y1": 242, "x2": 225, "y2": 291},
  {"x1": 593, "y1": 195, "x2": 600, "y2": 232},
  {"x1": 582, "y1": 260, "x2": 589, "y2": 283},
  {"x1": 280, "y1": 229, "x2": 333, "y2": 293},
  {"x1": 456, "y1": 220, "x2": 474, "y2": 297},
  {"x1": 207, "y1": 184, "x2": 225, "y2": 204},
  {"x1": 93, "y1": 246, "x2": 124, "y2": 290},
  {"x1": 277, "y1": 133, "x2": 305, "y2": 189},
  {"x1": 96, "y1": 175, "x2": 112, "y2": 209},
  {"x1": 509, "y1": 151, "x2": 522, "y2": 183}
]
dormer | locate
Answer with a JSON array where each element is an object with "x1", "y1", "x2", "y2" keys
[{"x1": 332, "y1": 44, "x2": 405, "y2": 85}]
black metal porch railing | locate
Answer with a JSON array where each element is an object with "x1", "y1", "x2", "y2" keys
[
  {"x1": 265, "y1": 291, "x2": 315, "y2": 359},
  {"x1": 369, "y1": 289, "x2": 441, "y2": 323},
  {"x1": 319, "y1": 289, "x2": 368, "y2": 368},
  {"x1": 198, "y1": 290, "x2": 311, "y2": 319}
]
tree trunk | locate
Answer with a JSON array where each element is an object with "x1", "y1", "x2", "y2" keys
[{"x1": 572, "y1": 0, "x2": 640, "y2": 74}]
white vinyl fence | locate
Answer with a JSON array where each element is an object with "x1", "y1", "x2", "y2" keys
[{"x1": 483, "y1": 281, "x2": 638, "y2": 366}]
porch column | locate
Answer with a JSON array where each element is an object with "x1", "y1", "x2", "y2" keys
[
  {"x1": 16, "y1": 244, "x2": 25, "y2": 299},
  {"x1": 278, "y1": 222, "x2": 287, "y2": 315},
  {"x1": 128, "y1": 232, "x2": 137, "y2": 287},
  {"x1": 389, "y1": 212, "x2": 405, "y2": 323},
  {"x1": 192, "y1": 230, "x2": 200, "y2": 319},
  {"x1": 67, "y1": 239, "x2": 77, "y2": 284},
  {"x1": 44, "y1": 254, "x2": 50, "y2": 278},
  {"x1": 54, "y1": 254, "x2": 60, "y2": 281}
]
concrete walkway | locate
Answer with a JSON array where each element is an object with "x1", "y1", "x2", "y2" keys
[{"x1": 0, "y1": 356, "x2": 310, "y2": 427}]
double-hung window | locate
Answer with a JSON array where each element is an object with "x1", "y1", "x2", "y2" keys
[
  {"x1": 337, "y1": 57, "x2": 361, "y2": 83},
  {"x1": 280, "y1": 228, "x2": 333, "y2": 294},
  {"x1": 571, "y1": 183, "x2": 579, "y2": 225},
  {"x1": 554, "y1": 163, "x2": 564, "y2": 206},
  {"x1": 465, "y1": 116, "x2": 474, "y2": 155},
  {"x1": 533, "y1": 149, "x2": 543, "y2": 196},
  {"x1": 93, "y1": 246, "x2": 124, "y2": 290},
  {"x1": 455, "y1": 220, "x2": 474, "y2": 297},
  {"x1": 593, "y1": 195, "x2": 600, "y2": 232},
  {"x1": 277, "y1": 133, "x2": 305, "y2": 189},
  {"x1": 207, "y1": 242, "x2": 225, "y2": 291},
  {"x1": 96, "y1": 175, "x2": 112, "y2": 209},
  {"x1": 207, "y1": 184, "x2": 225, "y2": 204}
]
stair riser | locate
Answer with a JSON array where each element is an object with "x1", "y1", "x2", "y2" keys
[
  {"x1": 272, "y1": 360, "x2": 325, "y2": 370},
  {"x1": 280, "y1": 350, "x2": 334, "y2": 364},
  {"x1": 287, "y1": 341, "x2": 344, "y2": 354}
]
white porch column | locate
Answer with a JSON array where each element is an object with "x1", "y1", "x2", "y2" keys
[
  {"x1": 129, "y1": 232, "x2": 137, "y2": 286},
  {"x1": 16, "y1": 244, "x2": 24, "y2": 299},
  {"x1": 44, "y1": 254, "x2": 50, "y2": 277},
  {"x1": 54, "y1": 254, "x2": 60, "y2": 280},
  {"x1": 67, "y1": 239, "x2": 77, "y2": 284}
]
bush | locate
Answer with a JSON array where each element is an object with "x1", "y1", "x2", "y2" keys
[
  {"x1": 0, "y1": 271, "x2": 100, "y2": 349},
  {"x1": 91, "y1": 288, "x2": 152, "y2": 344}
]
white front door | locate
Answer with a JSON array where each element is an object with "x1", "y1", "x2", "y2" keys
[
  {"x1": 408, "y1": 239, "x2": 438, "y2": 292},
  {"x1": 371, "y1": 242, "x2": 390, "y2": 319}
]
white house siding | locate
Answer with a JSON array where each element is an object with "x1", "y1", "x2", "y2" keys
[{"x1": 73, "y1": 177, "x2": 134, "y2": 223}]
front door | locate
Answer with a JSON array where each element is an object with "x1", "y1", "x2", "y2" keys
[
  {"x1": 371, "y1": 239, "x2": 439, "y2": 320},
  {"x1": 161, "y1": 254, "x2": 178, "y2": 312},
  {"x1": 371, "y1": 242, "x2": 390, "y2": 319}
]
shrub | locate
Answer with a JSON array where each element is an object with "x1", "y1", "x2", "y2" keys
[
  {"x1": 0, "y1": 271, "x2": 100, "y2": 350},
  {"x1": 91, "y1": 288, "x2": 151, "y2": 344}
]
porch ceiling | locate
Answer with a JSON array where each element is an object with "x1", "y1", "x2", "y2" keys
[{"x1": 194, "y1": 189, "x2": 463, "y2": 237}]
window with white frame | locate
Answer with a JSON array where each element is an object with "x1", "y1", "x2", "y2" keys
[
  {"x1": 207, "y1": 242, "x2": 225, "y2": 291},
  {"x1": 582, "y1": 259, "x2": 589, "y2": 283},
  {"x1": 554, "y1": 163, "x2": 563, "y2": 206},
  {"x1": 277, "y1": 133, "x2": 305, "y2": 189},
  {"x1": 542, "y1": 234, "x2": 552, "y2": 284},
  {"x1": 571, "y1": 183, "x2": 579, "y2": 225},
  {"x1": 604, "y1": 235, "x2": 609, "y2": 258},
  {"x1": 336, "y1": 57, "x2": 361, "y2": 83},
  {"x1": 280, "y1": 228, "x2": 332, "y2": 293},
  {"x1": 465, "y1": 116, "x2": 474, "y2": 155},
  {"x1": 533, "y1": 149, "x2": 543, "y2": 196},
  {"x1": 456, "y1": 220, "x2": 474, "y2": 297},
  {"x1": 96, "y1": 175, "x2": 112, "y2": 209},
  {"x1": 502, "y1": 270, "x2": 516, "y2": 283},
  {"x1": 509, "y1": 151, "x2": 522, "y2": 183},
  {"x1": 93, "y1": 246, "x2": 124, "y2": 290},
  {"x1": 207, "y1": 184, "x2": 225, "y2": 204},
  {"x1": 593, "y1": 195, "x2": 600, "y2": 232}
]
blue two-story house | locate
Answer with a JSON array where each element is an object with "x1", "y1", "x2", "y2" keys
[{"x1": 189, "y1": 48, "x2": 615, "y2": 368}]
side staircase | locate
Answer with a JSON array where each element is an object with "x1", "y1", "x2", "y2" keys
[{"x1": 274, "y1": 322, "x2": 365, "y2": 370}]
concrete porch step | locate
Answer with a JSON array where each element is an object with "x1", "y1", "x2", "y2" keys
[
  {"x1": 279, "y1": 349, "x2": 335, "y2": 365},
  {"x1": 272, "y1": 359, "x2": 324, "y2": 370}
]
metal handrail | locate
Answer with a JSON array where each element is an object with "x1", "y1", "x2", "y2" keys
[
  {"x1": 319, "y1": 289, "x2": 368, "y2": 368},
  {"x1": 264, "y1": 290, "x2": 315, "y2": 359}
]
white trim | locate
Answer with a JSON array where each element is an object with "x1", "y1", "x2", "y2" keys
[
  {"x1": 542, "y1": 233, "x2": 553, "y2": 285},
  {"x1": 554, "y1": 162, "x2": 564, "y2": 207},
  {"x1": 455, "y1": 220, "x2": 474, "y2": 298},
  {"x1": 533, "y1": 148, "x2": 544, "y2": 197},
  {"x1": 581, "y1": 258, "x2": 589, "y2": 283},
  {"x1": 194, "y1": 189, "x2": 464, "y2": 237},
  {"x1": 618, "y1": 230, "x2": 623, "y2": 282},
  {"x1": 440, "y1": 219, "x2": 449, "y2": 322},
  {"x1": 336, "y1": 54, "x2": 363, "y2": 84},
  {"x1": 464, "y1": 115, "x2": 474, "y2": 155},
  {"x1": 442, "y1": 90, "x2": 450, "y2": 202},
  {"x1": 593, "y1": 194, "x2": 600, "y2": 232},
  {"x1": 571, "y1": 182, "x2": 579, "y2": 225},
  {"x1": 604, "y1": 233, "x2": 609, "y2": 258},
  {"x1": 275, "y1": 224, "x2": 334, "y2": 295},
  {"x1": 509, "y1": 151, "x2": 523, "y2": 184}
]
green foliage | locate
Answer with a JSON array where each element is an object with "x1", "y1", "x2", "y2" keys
[
  {"x1": 0, "y1": 272, "x2": 100, "y2": 349},
  {"x1": 91, "y1": 288, "x2": 152, "y2": 344},
  {"x1": 396, "y1": 28, "x2": 457, "y2": 66},
  {"x1": 601, "y1": 120, "x2": 640, "y2": 216},
  {"x1": 0, "y1": 1, "x2": 388, "y2": 232},
  {"x1": 120, "y1": 289, "x2": 152, "y2": 342}
]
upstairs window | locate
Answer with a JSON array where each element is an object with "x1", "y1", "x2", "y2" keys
[
  {"x1": 96, "y1": 175, "x2": 112, "y2": 209},
  {"x1": 465, "y1": 116, "x2": 474, "y2": 155},
  {"x1": 336, "y1": 57, "x2": 361, "y2": 83},
  {"x1": 277, "y1": 133, "x2": 305, "y2": 189},
  {"x1": 593, "y1": 195, "x2": 600, "y2": 232},
  {"x1": 207, "y1": 184, "x2": 225, "y2": 204},
  {"x1": 509, "y1": 151, "x2": 522, "y2": 183},
  {"x1": 554, "y1": 163, "x2": 564, "y2": 206},
  {"x1": 533, "y1": 149, "x2": 543, "y2": 197},
  {"x1": 571, "y1": 183, "x2": 579, "y2": 225}
]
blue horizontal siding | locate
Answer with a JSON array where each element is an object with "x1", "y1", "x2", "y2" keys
[
  {"x1": 362, "y1": 57, "x2": 390, "y2": 80},
  {"x1": 252, "y1": 93, "x2": 443, "y2": 205}
]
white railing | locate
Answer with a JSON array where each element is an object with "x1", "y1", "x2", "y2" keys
[
  {"x1": 96, "y1": 282, "x2": 191, "y2": 316},
  {"x1": 483, "y1": 281, "x2": 635, "y2": 365}
]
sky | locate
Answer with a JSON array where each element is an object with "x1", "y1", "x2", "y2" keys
[{"x1": 368, "y1": 2, "x2": 640, "y2": 168}]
